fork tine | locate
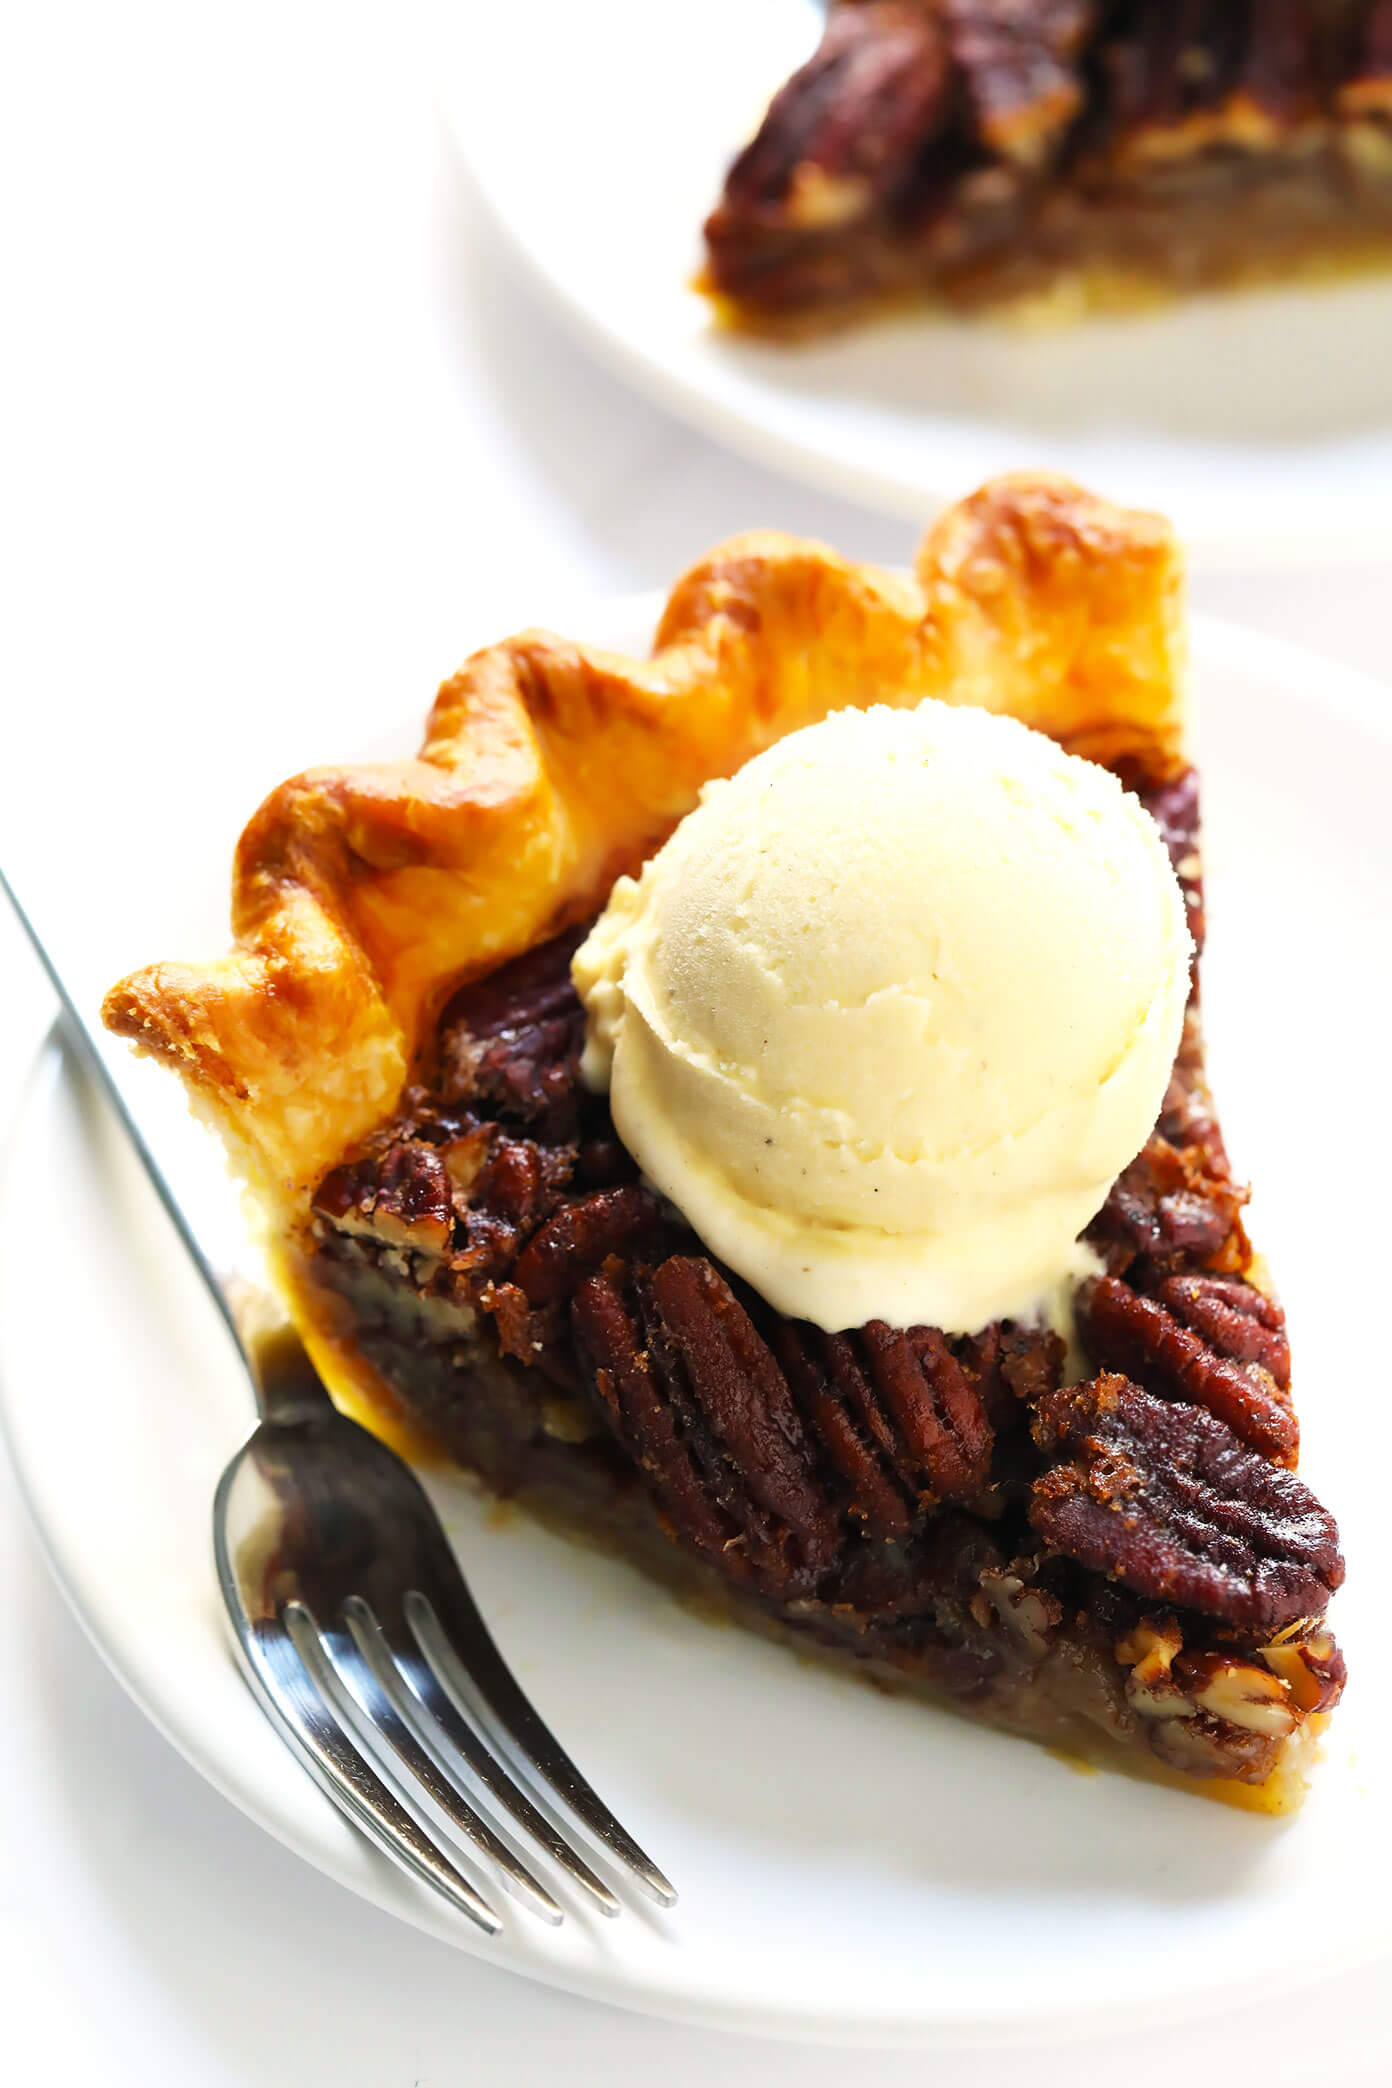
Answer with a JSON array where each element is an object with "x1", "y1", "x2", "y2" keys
[
  {"x1": 247, "y1": 1611, "x2": 502, "y2": 1936},
  {"x1": 363, "y1": 1601, "x2": 622, "y2": 1919},
  {"x1": 323, "y1": 1601, "x2": 563, "y2": 1926},
  {"x1": 407, "y1": 1587, "x2": 678, "y2": 1908}
]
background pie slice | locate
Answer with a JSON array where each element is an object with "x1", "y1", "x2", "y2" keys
[
  {"x1": 702, "y1": 0, "x2": 1392, "y2": 329},
  {"x1": 103, "y1": 473, "x2": 1344, "y2": 1812}
]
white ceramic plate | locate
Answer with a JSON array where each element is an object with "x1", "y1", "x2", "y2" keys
[
  {"x1": 438, "y1": 0, "x2": 1392, "y2": 567},
  {"x1": 2, "y1": 600, "x2": 1390, "y2": 2046}
]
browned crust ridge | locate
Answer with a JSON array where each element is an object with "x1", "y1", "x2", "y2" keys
[{"x1": 102, "y1": 474, "x2": 1184, "y2": 1209}]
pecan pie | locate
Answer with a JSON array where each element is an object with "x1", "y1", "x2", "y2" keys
[
  {"x1": 703, "y1": 1, "x2": 1392, "y2": 327},
  {"x1": 103, "y1": 474, "x2": 1344, "y2": 1811}
]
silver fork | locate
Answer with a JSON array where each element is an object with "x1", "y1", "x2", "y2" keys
[{"x1": 1, "y1": 865, "x2": 677, "y2": 1934}]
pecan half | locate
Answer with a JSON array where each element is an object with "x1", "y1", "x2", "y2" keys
[
  {"x1": 651, "y1": 1260, "x2": 837, "y2": 1578},
  {"x1": 943, "y1": 1, "x2": 1099, "y2": 166},
  {"x1": 773, "y1": 1322, "x2": 913, "y2": 1540},
  {"x1": 510, "y1": 1184, "x2": 668, "y2": 1306},
  {"x1": 1086, "y1": 1131, "x2": 1248, "y2": 1279},
  {"x1": 1157, "y1": 1272, "x2": 1290, "y2": 1388},
  {"x1": 860, "y1": 1322, "x2": 995, "y2": 1503},
  {"x1": 571, "y1": 1271, "x2": 732, "y2": 1569},
  {"x1": 716, "y1": 4, "x2": 951, "y2": 224},
  {"x1": 573, "y1": 1256, "x2": 839, "y2": 1596},
  {"x1": 1077, "y1": 1273, "x2": 1296, "y2": 1464},
  {"x1": 469, "y1": 1134, "x2": 559, "y2": 1230},
  {"x1": 1030, "y1": 1374, "x2": 1343, "y2": 1633},
  {"x1": 434, "y1": 926, "x2": 587, "y2": 1135}
]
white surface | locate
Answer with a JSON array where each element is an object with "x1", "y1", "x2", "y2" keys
[
  {"x1": 1, "y1": 0, "x2": 1391, "y2": 2078},
  {"x1": 443, "y1": 0, "x2": 1392, "y2": 568},
  {"x1": 3, "y1": 609, "x2": 1392, "y2": 2048}
]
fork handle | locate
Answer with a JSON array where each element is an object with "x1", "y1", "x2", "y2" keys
[{"x1": 0, "y1": 859, "x2": 254, "y2": 1376}]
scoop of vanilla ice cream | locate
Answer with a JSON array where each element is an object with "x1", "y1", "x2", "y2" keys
[{"x1": 573, "y1": 700, "x2": 1191, "y2": 1335}]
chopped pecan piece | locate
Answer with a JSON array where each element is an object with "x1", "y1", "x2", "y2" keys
[
  {"x1": 312, "y1": 1140, "x2": 453, "y2": 1257},
  {"x1": 1115, "y1": 1613, "x2": 1308, "y2": 1783},
  {"x1": 1173, "y1": 1650, "x2": 1297, "y2": 1741},
  {"x1": 1145, "y1": 1714, "x2": 1283, "y2": 1784},
  {"x1": 1086, "y1": 1131, "x2": 1248, "y2": 1279},
  {"x1": 443, "y1": 1132, "x2": 580, "y2": 1304},
  {"x1": 438, "y1": 1125, "x2": 492, "y2": 1202},
  {"x1": 828, "y1": 1509, "x2": 996, "y2": 1621},
  {"x1": 1156, "y1": 1020, "x2": 1229, "y2": 1176},
  {"x1": 486, "y1": 1281, "x2": 550, "y2": 1367},
  {"x1": 970, "y1": 1565, "x2": 1061, "y2": 1664},
  {"x1": 1115, "y1": 1613, "x2": 1188, "y2": 1718},
  {"x1": 1260, "y1": 1626, "x2": 1346, "y2": 1714},
  {"x1": 1077, "y1": 1273, "x2": 1297, "y2": 1464},
  {"x1": 999, "y1": 1322, "x2": 1067, "y2": 1407},
  {"x1": 960, "y1": 1320, "x2": 1067, "y2": 1432},
  {"x1": 485, "y1": 1279, "x2": 585, "y2": 1395},
  {"x1": 1030, "y1": 1374, "x2": 1343, "y2": 1633}
]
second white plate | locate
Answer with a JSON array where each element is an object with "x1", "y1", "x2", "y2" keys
[
  {"x1": 439, "y1": 0, "x2": 1392, "y2": 566},
  {"x1": 2, "y1": 603, "x2": 1390, "y2": 2044}
]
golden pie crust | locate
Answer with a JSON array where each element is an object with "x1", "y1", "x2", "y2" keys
[{"x1": 103, "y1": 474, "x2": 1184, "y2": 1224}]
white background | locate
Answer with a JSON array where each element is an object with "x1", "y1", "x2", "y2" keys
[{"x1": 1, "y1": 3, "x2": 1390, "y2": 2080}]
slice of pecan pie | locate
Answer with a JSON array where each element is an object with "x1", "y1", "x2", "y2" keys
[
  {"x1": 103, "y1": 474, "x2": 1344, "y2": 1811},
  {"x1": 703, "y1": 1, "x2": 1392, "y2": 327}
]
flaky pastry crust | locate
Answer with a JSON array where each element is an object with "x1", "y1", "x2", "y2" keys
[{"x1": 102, "y1": 474, "x2": 1184, "y2": 1221}]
